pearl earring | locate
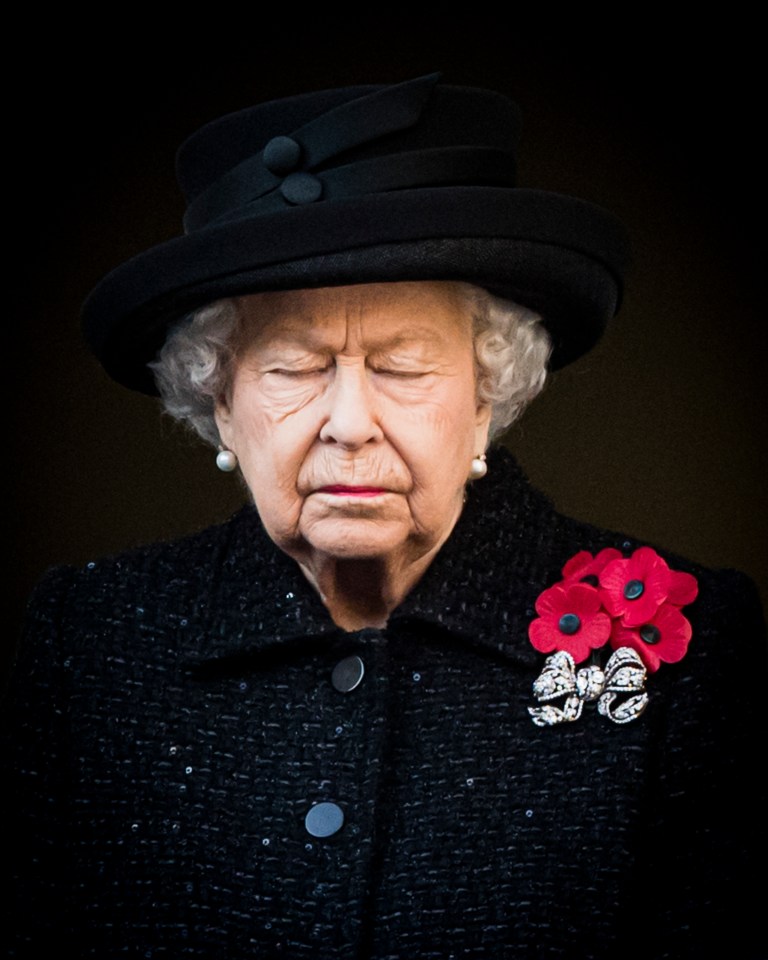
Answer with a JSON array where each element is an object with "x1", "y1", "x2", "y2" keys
[
  {"x1": 469, "y1": 454, "x2": 488, "y2": 480},
  {"x1": 216, "y1": 449, "x2": 238, "y2": 472}
]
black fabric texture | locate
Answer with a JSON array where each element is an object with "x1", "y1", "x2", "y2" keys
[{"x1": 5, "y1": 447, "x2": 765, "y2": 957}]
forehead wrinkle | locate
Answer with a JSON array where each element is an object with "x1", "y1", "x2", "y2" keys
[
  {"x1": 367, "y1": 327, "x2": 460, "y2": 349},
  {"x1": 238, "y1": 282, "x2": 475, "y2": 353},
  {"x1": 245, "y1": 312, "x2": 342, "y2": 354},
  {"x1": 250, "y1": 316, "x2": 463, "y2": 358}
]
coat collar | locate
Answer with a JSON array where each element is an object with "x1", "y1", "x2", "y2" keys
[{"x1": 190, "y1": 447, "x2": 568, "y2": 673}]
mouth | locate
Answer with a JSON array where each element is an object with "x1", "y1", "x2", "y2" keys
[{"x1": 317, "y1": 485, "x2": 390, "y2": 498}]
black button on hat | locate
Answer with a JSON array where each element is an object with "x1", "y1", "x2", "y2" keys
[
  {"x1": 279, "y1": 172, "x2": 323, "y2": 205},
  {"x1": 263, "y1": 135, "x2": 302, "y2": 174},
  {"x1": 331, "y1": 655, "x2": 365, "y2": 692}
]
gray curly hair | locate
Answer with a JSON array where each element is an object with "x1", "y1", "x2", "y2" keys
[{"x1": 150, "y1": 283, "x2": 551, "y2": 447}]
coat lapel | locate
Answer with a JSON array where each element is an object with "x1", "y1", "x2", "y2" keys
[{"x1": 186, "y1": 447, "x2": 564, "y2": 676}]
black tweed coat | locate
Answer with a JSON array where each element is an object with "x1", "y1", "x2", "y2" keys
[{"x1": 5, "y1": 448, "x2": 766, "y2": 958}]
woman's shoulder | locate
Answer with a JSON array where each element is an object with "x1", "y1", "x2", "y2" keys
[
  {"x1": 478, "y1": 445, "x2": 763, "y2": 622},
  {"x1": 552, "y1": 503, "x2": 765, "y2": 644},
  {"x1": 28, "y1": 506, "x2": 264, "y2": 605},
  {"x1": 546, "y1": 498, "x2": 765, "y2": 675},
  {"x1": 9, "y1": 502, "x2": 337, "y2": 692},
  {"x1": 10, "y1": 507, "x2": 278, "y2": 680}
]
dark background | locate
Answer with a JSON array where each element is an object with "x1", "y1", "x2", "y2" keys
[{"x1": 8, "y1": 27, "x2": 766, "y2": 675}]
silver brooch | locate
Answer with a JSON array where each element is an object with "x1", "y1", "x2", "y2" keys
[{"x1": 528, "y1": 646, "x2": 648, "y2": 726}]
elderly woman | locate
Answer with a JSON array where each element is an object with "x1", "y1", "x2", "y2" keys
[
  {"x1": 153, "y1": 282, "x2": 546, "y2": 631},
  {"x1": 5, "y1": 75, "x2": 765, "y2": 958}
]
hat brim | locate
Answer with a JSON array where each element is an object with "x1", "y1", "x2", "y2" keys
[{"x1": 82, "y1": 186, "x2": 629, "y2": 394}]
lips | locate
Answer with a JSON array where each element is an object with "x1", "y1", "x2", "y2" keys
[{"x1": 318, "y1": 485, "x2": 389, "y2": 498}]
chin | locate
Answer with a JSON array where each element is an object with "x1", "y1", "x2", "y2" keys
[{"x1": 302, "y1": 519, "x2": 415, "y2": 564}]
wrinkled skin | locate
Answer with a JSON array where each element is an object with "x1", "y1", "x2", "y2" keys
[{"x1": 215, "y1": 281, "x2": 491, "y2": 628}]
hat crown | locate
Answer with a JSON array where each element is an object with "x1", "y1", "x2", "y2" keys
[
  {"x1": 176, "y1": 75, "x2": 522, "y2": 227},
  {"x1": 82, "y1": 74, "x2": 628, "y2": 394}
]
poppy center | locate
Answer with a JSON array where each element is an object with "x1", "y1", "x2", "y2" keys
[
  {"x1": 624, "y1": 579, "x2": 644, "y2": 600},
  {"x1": 558, "y1": 613, "x2": 581, "y2": 635},
  {"x1": 639, "y1": 624, "x2": 661, "y2": 645}
]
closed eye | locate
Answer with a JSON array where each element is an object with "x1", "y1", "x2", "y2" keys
[
  {"x1": 370, "y1": 366, "x2": 432, "y2": 378},
  {"x1": 265, "y1": 366, "x2": 331, "y2": 378}
]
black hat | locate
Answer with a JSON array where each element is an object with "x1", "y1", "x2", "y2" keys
[{"x1": 82, "y1": 73, "x2": 630, "y2": 395}]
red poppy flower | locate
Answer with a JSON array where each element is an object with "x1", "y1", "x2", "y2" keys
[
  {"x1": 562, "y1": 547, "x2": 623, "y2": 586},
  {"x1": 599, "y1": 546, "x2": 698, "y2": 627},
  {"x1": 529, "y1": 581, "x2": 612, "y2": 663},
  {"x1": 610, "y1": 601, "x2": 693, "y2": 672}
]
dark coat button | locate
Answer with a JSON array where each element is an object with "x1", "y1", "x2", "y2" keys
[
  {"x1": 279, "y1": 172, "x2": 322, "y2": 205},
  {"x1": 331, "y1": 655, "x2": 365, "y2": 692},
  {"x1": 263, "y1": 135, "x2": 302, "y2": 174},
  {"x1": 305, "y1": 802, "x2": 344, "y2": 838}
]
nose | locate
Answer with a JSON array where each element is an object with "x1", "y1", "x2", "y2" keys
[{"x1": 319, "y1": 360, "x2": 384, "y2": 449}]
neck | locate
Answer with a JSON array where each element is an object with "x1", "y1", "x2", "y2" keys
[{"x1": 299, "y1": 549, "x2": 439, "y2": 631}]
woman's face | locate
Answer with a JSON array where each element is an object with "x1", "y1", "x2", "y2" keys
[{"x1": 214, "y1": 281, "x2": 491, "y2": 572}]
